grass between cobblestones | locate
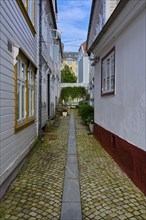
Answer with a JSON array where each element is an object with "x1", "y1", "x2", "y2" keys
[
  {"x1": 0, "y1": 116, "x2": 70, "y2": 220},
  {"x1": 75, "y1": 110, "x2": 146, "y2": 220}
]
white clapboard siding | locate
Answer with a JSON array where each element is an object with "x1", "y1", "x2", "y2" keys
[
  {"x1": 1, "y1": 125, "x2": 36, "y2": 165},
  {"x1": 1, "y1": 1, "x2": 37, "y2": 63},
  {"x1": 0, "y1": 100, "x2": 14, "y2": 108},
  {"x1": 0, "y1": 82, "x2": 14, "y2": 93},
  {"x1": 0, "y1": 0, "x2": 38, "y2": 186},
  {"x1": 0, "y1": 107, "x2": 14, "y2": 117},
  {"x1": 0, "y1": 66, "x2": 14, "y2": 80},
  {"x1": 1, "y1": 128, "x2": 14, "y2": 142},
  {"x1": 0, "y1": 121, "x2": 14, "y2": 133}
]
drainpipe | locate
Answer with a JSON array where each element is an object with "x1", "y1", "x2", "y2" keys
[{"x1": 38, "y1": 0, "x2": 42, "y2": 135}]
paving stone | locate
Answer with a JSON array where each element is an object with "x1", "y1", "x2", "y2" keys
[
  {"x1": 67, "y1": 154, "x2": 78, "y2": 164},
  {"x1": 61, "y1": 202, "x2": 82, "y2": 220},
  {"x1": 62, "y1": 175, "x2": 80, "y2": 203},
  {"x1": 67, "y1": 145, "x2": 77, "y2": 154},
  {"x1": 65, "y1": 163, "x2": 78, "y2": 179}
]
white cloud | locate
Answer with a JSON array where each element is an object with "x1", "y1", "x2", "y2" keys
[{"x1": 57, "y1": 0, "x2": 92, "y2": 51}]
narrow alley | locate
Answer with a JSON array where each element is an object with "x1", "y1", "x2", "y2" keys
[{"x1": 0, "y1": 111, "x2": 145, "y2": 220}]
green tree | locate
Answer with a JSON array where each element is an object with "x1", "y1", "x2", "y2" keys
[{"x1": 61, "y1": 65, "x2": 77, "y2": 83}]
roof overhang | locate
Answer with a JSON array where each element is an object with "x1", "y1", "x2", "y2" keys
[
  {"x1": 49, "y1": 0, "x2": 57, "y2": 29},
  {"x1": 87, "y1": 0, "x2": 129, "y2": 55}
]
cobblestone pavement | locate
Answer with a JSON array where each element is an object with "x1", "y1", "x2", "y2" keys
[
  {"x1": 1, "y1": 111, "x2": 146, "y2": 220},
  {"x1": 75, "y1": 111, "x2": 146, "y2": 220},
  {"x1": 0, "y1": 116, "x2": 70, "y2": 220}
]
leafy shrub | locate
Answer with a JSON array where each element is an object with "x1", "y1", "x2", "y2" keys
[{"x1": 79, "y1": 104, "x2": 94, "y2": 123}]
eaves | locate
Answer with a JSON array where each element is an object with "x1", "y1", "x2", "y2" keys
[
  {"x1": 87, "y1": 0, "x2": 129, "y2": 55},
  {"x1": 49, "y1": 0, "x2": 57, "y2": 29}
]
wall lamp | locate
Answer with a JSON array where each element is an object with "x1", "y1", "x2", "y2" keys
[{"x1": 89, "y1": 56, "x2": 100, "y2": 66}]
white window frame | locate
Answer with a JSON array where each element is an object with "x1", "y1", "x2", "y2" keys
[
  {"x1": 50, "y1": 29, "x2": 58, "y2": 39},
  {"x1": 17, "y1": 59, "x2": 26, "y2": 123},
  {"x1": 15, "y1": 54, "x2": 36, "y2": 130},
  {"x1": 101, "y1": 48, "x2": 115, "y2": 95},
  {"x1": 28, "y1": 68, "x2": 35, "y2": 117}
]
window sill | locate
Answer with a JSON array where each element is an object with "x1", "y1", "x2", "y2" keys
[
  {"x1": 16, "y1": 0, "x2": 36, "y2": 36},
  {"x1": 15, "y1": 118, "x2": 35, "y2": 133},
  {"x1": 101, "y1": 91, "x2": 115, "y2": 96}
]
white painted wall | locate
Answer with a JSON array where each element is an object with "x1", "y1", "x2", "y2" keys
[
  {"x1": 41, "y1": 62, "x2": 48, "y2": 127},
  {"x1": 94, "y1": 4, "x2": 146, "y2": 151},
  {"x1": 0, "y1": 0, "x2": 38, "y2": 185},
  {"x1": 41, "y1": 0, "x2": 62, "y2": 120},
  {"x1": 83, "y1": 56, "x2": 90, "y2": 85}
]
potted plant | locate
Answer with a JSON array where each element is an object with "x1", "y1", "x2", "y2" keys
[
  {"x1": 87, "y1": 115, "x2": 94, "y2": 133},
  {"x1": 62, "y1": 107, "x2": 68, "y2": 117},
  {"x1": 78, "y1": 103, "x2": 94, "y2": 133}
]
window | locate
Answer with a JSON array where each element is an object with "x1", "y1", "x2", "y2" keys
[
  {"x1": 41, "y1": 75, "x2": 47, "y2": 105},
  {"x1": 16, "y1": 0, "x2": 36, "y2": 35},
  {"x1": 28, "y1": 67, "x2": 35, "y2": 117},
  {"x1": 15, "y1": 52, "x2": 36, "y2": 131},
  {"x1": 17, "y1": 60, "x2": 26, "y2": 123},
  {"x1": 22, "y1": 0, "x2": 26, "y2": 7},
  {"x1": 101, "y1": 48, "x2": 115, "y2": 95},
  {"x1": 68, "y1": 59, "x2": 72, "y2": 65},
  {"x1": 28, "y1": 0, "x2": 35, "y2": 25},
  {"x1": 50, "y1": 44, "x2": 59, "y2": 62}
]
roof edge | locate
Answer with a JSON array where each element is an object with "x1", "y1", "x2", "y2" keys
[
  {"x1": 50, "y1": 0, "x2": 57, "y2": 29},
  {"x1": 86, "y1": 0, "x2": 95, "y2": 51},
  {"x1": 87, "y1": 0, "x2": 129, "y2": 54}
]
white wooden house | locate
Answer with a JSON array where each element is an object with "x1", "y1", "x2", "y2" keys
[
  {"x1": 40, "y1": 0, "x2": 62, "y2": 129},
  {"x1": 0, "y1": 0, "x2": 62, "y2": 198},
  {"x1": 0, "y1": 0, "x2": 38, "y2": 198},
  {"x1": 78, "y1": 41, "x2": 90, "y2": 88},
  {"x1": 87, "y1": 0, "x2": 146, "y2": 194}
]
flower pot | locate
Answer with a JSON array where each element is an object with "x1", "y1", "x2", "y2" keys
[
  {"x1": 89, "y1": 123, "x2": 94, "y2": 133},
  {"x1": 62, "y1": 112, "x2": 67, "y2": 117}
]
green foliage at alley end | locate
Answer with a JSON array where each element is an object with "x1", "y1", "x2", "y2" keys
[
  {"x1": 61, "y1": 65, "x2": 77, "y2": 83},
  {"x1": 60, "y1": 86, "x2": 86, "y2": 102}
]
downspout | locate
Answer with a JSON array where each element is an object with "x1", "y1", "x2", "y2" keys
[{"x1": 38, "y1": 0, "x2": 42, "y2": 134}]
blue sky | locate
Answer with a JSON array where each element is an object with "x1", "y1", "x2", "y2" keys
[{"x1": 57, "y1": 0, "x2": 92, "y2": 52}]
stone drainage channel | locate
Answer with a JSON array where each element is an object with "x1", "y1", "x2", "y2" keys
[{"x1": 60, "y1": 112, "x2": 82, "y2": 220}]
